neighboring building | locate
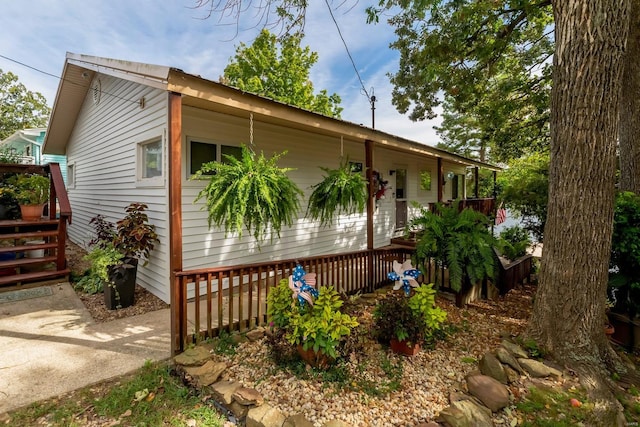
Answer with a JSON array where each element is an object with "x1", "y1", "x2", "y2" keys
[
  {"x1": 0, "y1": 128, "x2": 68, "y2": 183},
  {"x1": 43, "y1": 53, "x2": 499, "y2": 303}
]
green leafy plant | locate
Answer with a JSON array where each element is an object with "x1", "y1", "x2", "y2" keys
[
  {"x1": 74, "y1": 244, "x2": 123, "y2": 294},
  {"x1": 193, "y1": 145, "x2": 303, "y2": 245},
  {"x1": 14, "y1": 173, "x2": 49, "y2": 205},
  {"x1": 0, "y1": 148, "x2": 20, "y2": 164},
  {"x1": 497, "y1": 225, "x2": 531, "y2": 261},
  {"x1": 306, "y1": 158, "x2": 367, "y2": 226},
  {"x1": 609, "y1": 191, "x2": 640, "y2": 317},
  {"x1": 285, "y1": 286, "x2": 359, "y2": 360},
  {"x1": 374, "y1": 284, "x2": 447, "y2": 346},
  {"x1": 113, "y1": 202, "x2": 159, "y2": 265},
  {"x1": 411, "y1": 201, "x2": 496, "y2": 292},
  {"x1": 266, "y1": 278, "x2": 296, "y2": 330}
]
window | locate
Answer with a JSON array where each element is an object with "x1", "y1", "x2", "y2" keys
[
  {"x1": 139, "y1": 138, "x2": 163, "y2": 180},
  {"x1": 419, "y1": 170, "x2": 431, "y2": 191},
  {"x1": 395, "y1": 168, "x2": 407, "y2": 199},
  {"x1": 67, "y1": 163, "x2": 75, "y2": 188},
  {"x1": 188, "y1": 137, "x2": 242, "y2": 177}
]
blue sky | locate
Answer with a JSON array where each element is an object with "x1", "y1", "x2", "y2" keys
[{"x1": 0, "y1": 0, "x2": 441, "y2": 142}]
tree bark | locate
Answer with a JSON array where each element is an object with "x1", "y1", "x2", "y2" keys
[
  {"x1": 528, "y1": 1, "x2": 630, "y2": 425},
  {"x1": 619, "y1": 0, "x2": 640, "y2": 193}
]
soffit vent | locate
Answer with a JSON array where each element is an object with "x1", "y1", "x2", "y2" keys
[{"x1": 92, "y1": 78, "x2": 101, "y2": 105}]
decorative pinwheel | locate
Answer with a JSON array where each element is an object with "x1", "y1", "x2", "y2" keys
[
  {"x1": 387, "y1": 260, "x2": 421, "y2": 296},
  {"x1": 288, "y1": 264, "x2": 318, "y2": 307}
]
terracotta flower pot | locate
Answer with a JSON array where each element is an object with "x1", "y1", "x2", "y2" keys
[
  {"x1": 390, "y1": 338, "x2": 421, "y2": 356},
  {"x1": 296, "y1": 345, "x2": 333, "y2": 368},
  {"x1": 19, "y1": 203, "x2": 45, "y2": 221}
]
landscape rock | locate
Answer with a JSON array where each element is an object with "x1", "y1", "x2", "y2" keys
[
  {"x1": 246, "y1": 403, "x2": 286, "y2": 427},
  {"x1": 183, "y1": 360, "x2": 227, "y2": 387},
  {"x1": 233, "y1": 387, "x2": 264, "y2": 406},
  {"x1": 322, "y1": 420, "x2": 352, "y2": 427},
  {"x1": 211, "y1": 380, "x2": 242, "y2": 405},
  {"x1": 229, "y1": 400, "x2": 251, "y2": 419},
  {"x1": 503, "y1": 365, "x2": 520, "y2": 384},
  {"x1": 416, "y1": 423, "x2": 441, "y2": 427},
  {"x1": 466, "y1": 374, "x2": 510, "y2": 412},
  {"x1": 438, "y1": 399, "x2": 492, "y2": 427},
  {"x1": 501, "y1": 340, "x2": 528, "y2": 359},
  {"x1": 283, "y1": 413, "x2": 314, "y2": 427},
  {"x1": 518, "y1": 358, "x2": 562, "y2": 378},
  {"x1": 246, "y1": 328, "x2": 266, "y2": 342},
  {"x1": 496, "y1": 346, "x2": 524, "y2": 373},
  {"x1": 231, "y1": 334, "x2": 249, "y2": 345},
  {"x1": 173, "y1": 346, "x2": 211, "y2": 366},
  {"x1": 479, "y1": 352, "x2": 507, "y2": 384}
]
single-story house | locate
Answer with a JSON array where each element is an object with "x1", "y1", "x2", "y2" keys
[
  {"x1": 1, "y1": 128, "x2": 68, "y2": 183},
  {"x1": 43, "y1": 52, "x2": 499, "y2": 303}
]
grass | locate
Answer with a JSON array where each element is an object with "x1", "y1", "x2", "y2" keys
[
  {"x1": 7, "y1": 360, "x2": 226, "y2": 427},
  {"x1": 516, "y1": 386, "x2": 592, "y2": 427}
]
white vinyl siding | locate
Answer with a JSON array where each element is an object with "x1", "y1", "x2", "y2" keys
[
  {"x1": 182, "y1": 107, "x2": 368, "y2": 270},
  {"x1": 64, "y1": 74, "x2": 171, "y2": 302}
]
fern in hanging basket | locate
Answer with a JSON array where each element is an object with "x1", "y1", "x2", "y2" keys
[
  {"x1": 306, "y1": 158, "x2": 368, "y2": 227},
  {"x1": 193, "y1": 145, "x2": 303, "y2": 245}
]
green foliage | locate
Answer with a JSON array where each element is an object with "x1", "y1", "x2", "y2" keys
[
  {"x1": 516, "y1": 386, "x2": 591, "y2": 427},
  {"x1": 223, "y1": 29, "x2": 342, "y2": 118},
  {"x1": 498, "y1": 152, "x2": 549, "y2": 242},
  {"x1": 411, "y1": 201, "x2": 496, "y2": 292},
  {"x1": 609, "y1": 191, "x2": 640, "y2": 317},
  {"x1": 14, "y1": 173, "x2": 49, "y2": 205},
  {"x1": 266, "y1": 278, "x2": 296, "y2": 329},
  {"x1": 0, "y1": 69, "x2": 51, "y2": 140},
  {"x1": 306, "y1": 158, "x2": 367, "y2": 226},
  {"x1": 209, "y1": 330, "x2": 238, "y2": 356},
  {"x1": 366, "y1": 1, "x2": 553, "y2": 163},
  {"x1": 374, "y1": 284, "x2": 447, "y2": 345},
  {"x1": 74, "y1": 244, "x2": 123, "y2": 294},
  {"x1": 285, "y1": 286, "x2": 359, "y2": 360},
  {"x1": 497, "y1": 226, "x2": 531, "y2": 261},
  {"x1": 193, "y1": 145, "x2": 303, "y2": 246},
  {"x1": 408, "y1": 284, "x2": 447, "y2": 337}
]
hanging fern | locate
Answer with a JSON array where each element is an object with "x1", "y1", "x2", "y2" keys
[
  {"x1": 193, "y1": 145, "x2": 303, "y2": 245},
  {"x1": 306, "y1": 158, "x2": 368, "y2": 227}
]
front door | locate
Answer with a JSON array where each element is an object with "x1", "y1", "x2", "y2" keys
[{"x1": 395, "y1": 168, "x2": 407, "y2": 229}]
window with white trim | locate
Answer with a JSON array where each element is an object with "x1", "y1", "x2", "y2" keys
[
  {"x1": 139, "y1": 138, "x2": 163, "y2": 180},
  {"x1": 67, "y1": 163, "x2": 75, "y2": 188},
  {"x1": 187, "y1": 137, "x2": 242, "y2": 177}
]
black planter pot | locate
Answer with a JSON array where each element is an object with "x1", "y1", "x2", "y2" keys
[{"x1": 104, "y1": 259, "x2": 138, "y2": 310}]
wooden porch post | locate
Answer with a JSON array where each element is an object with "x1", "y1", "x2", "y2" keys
[
  {"x1": 168, "y1": 92, "x2": 184, "y2": 355},
  {"x1": 474, "y1": 166, "x2": 479, "y2": 199},
  {"x1": 437, "y1": 158, "x2": 444, "y2": 202},
  {"x1": 365, "y1": 139, "x2": 374, "y2": 291}
]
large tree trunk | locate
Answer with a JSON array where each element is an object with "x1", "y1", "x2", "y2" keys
[
  {"x1": 619, "y1": 0, "x2": 640, "y2": 193},
  {"x1": 528, "y1": 1, "x2": 630, "y2": 425}
]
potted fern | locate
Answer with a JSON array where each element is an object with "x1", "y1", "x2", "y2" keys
[
  {"x1": 193, "y1": 145, "x2": 302, "y2": 246},
  {"x1": 306, "y1": 158, "x2": 367, "y2": 226},
  {"x1": 410, "y1": 201, "x2": 496, "y2": 305}
]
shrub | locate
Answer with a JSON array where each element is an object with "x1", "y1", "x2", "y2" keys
[{"x1": 497, "y1": 226, "x2": 531, "y2": 261}]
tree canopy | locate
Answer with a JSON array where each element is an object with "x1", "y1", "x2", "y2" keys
[
  {"x1": 0, "y1": 69, "x2": 50, "y2": 140},
  {"x1": 222, "y1": 29, "x2": 343, "y2": 118}
]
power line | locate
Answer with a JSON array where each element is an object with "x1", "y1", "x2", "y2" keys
[
  {"x1": 0, "y1": 53, "x2": 141, "y2": 106},
  {"x1": 323, "y1": 0, "x2": 377, "y2": 128}
]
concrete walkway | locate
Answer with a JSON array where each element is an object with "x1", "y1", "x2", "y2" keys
[{"x1": 0, "y1": 282, "x2": 171, "y2": 415}]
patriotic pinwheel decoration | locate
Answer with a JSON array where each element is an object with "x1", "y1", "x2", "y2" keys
[
  {"x1": 388, "y1": 260, "x2": 421, "y2": 296},
  {"x1": 288, "y1": 264, "x2": 318, "y2": 307}
]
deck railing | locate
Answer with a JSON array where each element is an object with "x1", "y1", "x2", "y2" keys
[{"x1": 172, "y1": 246, "x2": 414, "y2": 353}]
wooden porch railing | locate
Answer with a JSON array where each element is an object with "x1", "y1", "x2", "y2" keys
[
  {"x1": 429, "y1": 197, "x2": 496, "y2": 217},
  {"x1": 172, "y1": 247, "x2": 414, "y2": 354},
  {"x1": 0, "y1": 163, "x2": 72, "y2": 288}
]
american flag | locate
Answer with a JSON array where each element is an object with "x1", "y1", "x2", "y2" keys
[{"x1": 495, "y1": 204, "x2": 507, "y2": 225}]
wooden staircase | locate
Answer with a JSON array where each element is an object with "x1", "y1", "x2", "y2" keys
[{"x1": 0, "y1": 163, "x2": 72, "y2": 290}]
